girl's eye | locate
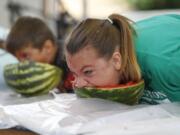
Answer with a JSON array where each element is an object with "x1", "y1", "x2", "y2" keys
[{"x1": 84, "y1": 70, "x2": 93, "y2": 76}]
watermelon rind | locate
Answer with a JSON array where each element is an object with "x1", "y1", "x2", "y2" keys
[
  {"x1": 75, "y1": 80, "x2": 144, "y2": 105},
  {"x1": 4, "y1": 60, "x2": 63, "y2": 96}
]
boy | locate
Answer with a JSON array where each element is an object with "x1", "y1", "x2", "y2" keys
[{"x1": 6, "y1": 16, "x2": 73, "y2": 92}]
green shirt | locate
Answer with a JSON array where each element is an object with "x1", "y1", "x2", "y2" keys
[{"x1": 134, "y1": 14, "x2": 180, "y2": 104}]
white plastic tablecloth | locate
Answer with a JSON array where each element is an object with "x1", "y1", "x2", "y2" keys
[{"x1": 0, "y1": 93, "x2": 180, "y2": 135}]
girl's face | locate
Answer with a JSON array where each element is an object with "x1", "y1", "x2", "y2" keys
[{"x1": 66, "y1": 45, "x2": 121, "y2": 88}]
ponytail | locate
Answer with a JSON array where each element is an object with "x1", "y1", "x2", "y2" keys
[{"x1": 108, "y1": 14, "x2": 141, "y2": 83}]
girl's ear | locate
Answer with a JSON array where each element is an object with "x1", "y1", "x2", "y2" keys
[{"x1": 112, "y1": 51, "x2": 121, "y2": 70}]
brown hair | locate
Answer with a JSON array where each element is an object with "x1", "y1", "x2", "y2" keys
[
  {"x1": 65, "y1": 13, "x2": 141, "y2": 84},
  {"x1": 6, "y1": 16, "x2": 56, "y2": 55}
]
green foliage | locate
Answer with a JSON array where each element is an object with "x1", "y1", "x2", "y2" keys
[{"x1": 127, "y1": 0, "x2": 180, "y2": 10}]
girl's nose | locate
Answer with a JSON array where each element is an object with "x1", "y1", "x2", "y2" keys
[{"x1": 74, "y1": 77, "x2": 88, "y2": 88}]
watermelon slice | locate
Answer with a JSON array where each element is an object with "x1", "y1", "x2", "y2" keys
[{"x1": 75, "y1": 80, "x2": 144, "y2": 105}]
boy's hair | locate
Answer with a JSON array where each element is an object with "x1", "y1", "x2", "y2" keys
[{"x1": 6, "y1": 16, "x2": 56, "y2": 55}]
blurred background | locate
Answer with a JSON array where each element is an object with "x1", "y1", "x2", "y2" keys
[{"x1": 0, "y1": 0, "x2": 180, "y2": 41}]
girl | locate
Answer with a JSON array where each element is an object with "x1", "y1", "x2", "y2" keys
[{"x1": 65, "y1": 14, "x2": 180, "y2": 104}]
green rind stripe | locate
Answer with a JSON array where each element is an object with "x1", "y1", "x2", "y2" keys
[
  {"x1": 4, "y1": 63, "x2": 56, "y2": 77},
  {"x1": 4, "y1": 67, "x2": 61, "y2": 82},
  {"x1": 6, "y1": 71, "x2": 61, "y2": 90},
  {"x1": 15, "y1": 77, "x2": 53, "y2": 94},
  {"x1": 5, "y1": 70, "x2": 59, "y2": 86},
  {"x1": 6, "y1": 69, "x2": 62, "y2": 89},
  {"x1": 23, "y1": 75, "x2": 60, "y2": 96},
  {"x1": 16, "y1": 73, "x2": 60, "y2": 94}
]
